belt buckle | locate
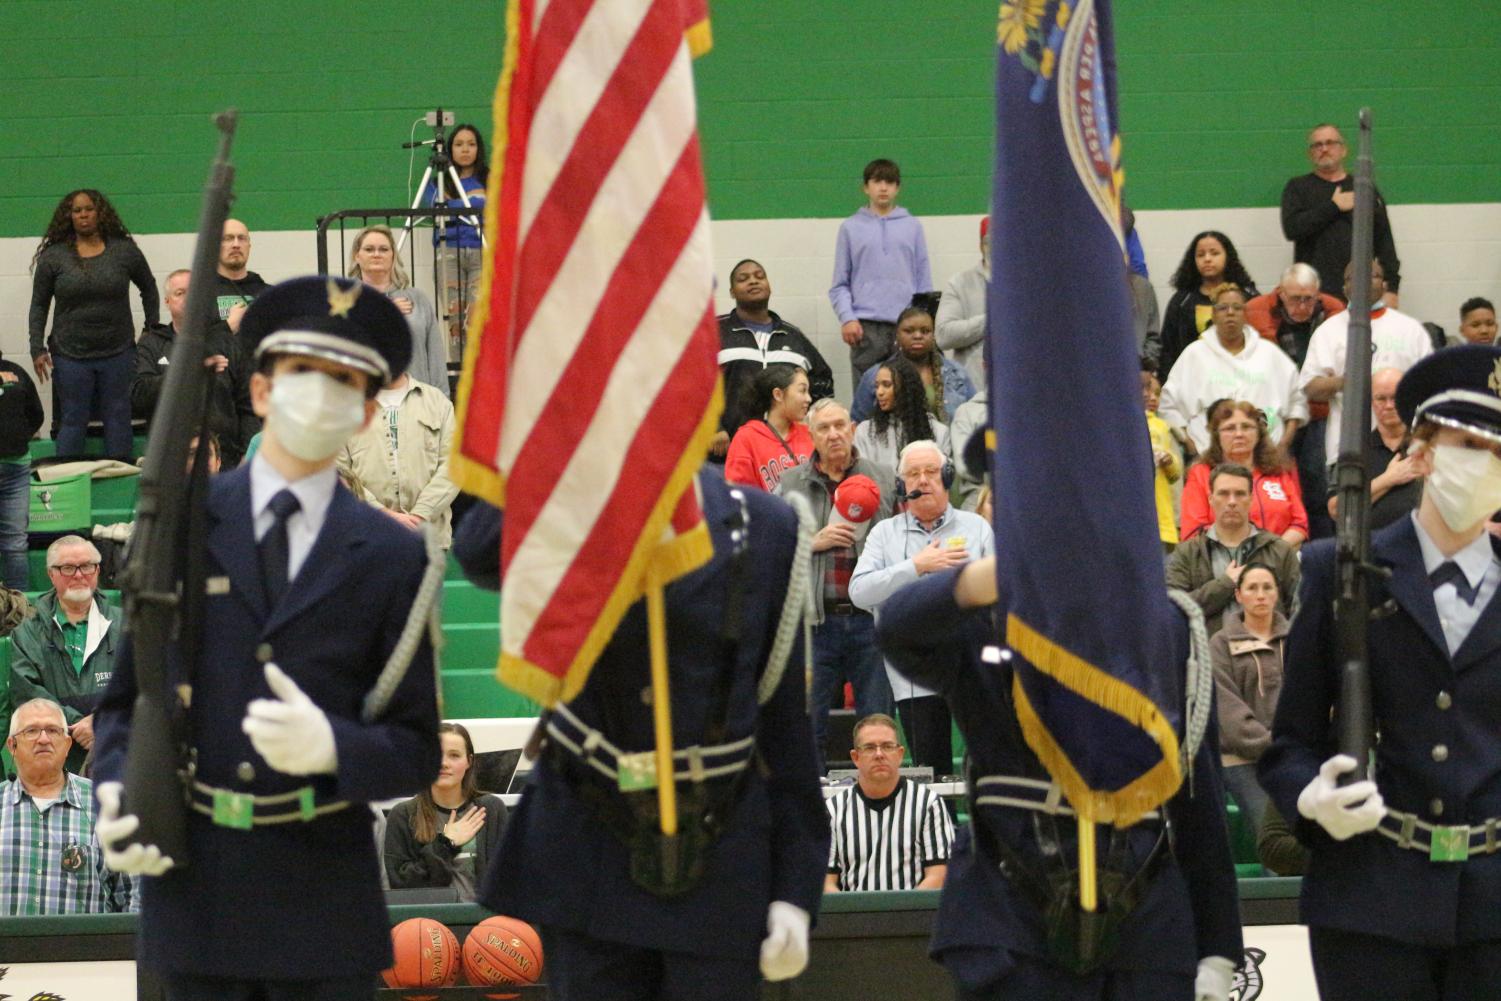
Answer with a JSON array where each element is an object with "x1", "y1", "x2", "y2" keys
[
  {"x1": 1430, "y1": 824, "x2": 1471, "y2": 863},
  {"x1": 617, "y1": 750, "x2": 659, "y2": 792},
  {"x1": 211, "y1": 788, "x2": 254, "y2": 830}
]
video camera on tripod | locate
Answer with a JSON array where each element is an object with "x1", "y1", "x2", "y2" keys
[{"x1": 396, "y1": 107, "x2": 484, "y2": 252}]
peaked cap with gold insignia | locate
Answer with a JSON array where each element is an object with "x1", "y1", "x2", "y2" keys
[
  {"x1": 237, "y1": 275, "x2": 411, "y2": 383},
  {"x1": 1397, "y1": 343, "x2": 1501, "y2": 446}
]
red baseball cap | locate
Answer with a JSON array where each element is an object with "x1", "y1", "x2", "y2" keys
[{"x1": 834, "y1": 475, "x2": 881, "y2": 523}]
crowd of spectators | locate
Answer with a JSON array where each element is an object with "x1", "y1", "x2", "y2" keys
[{"x1": 5, "y1": 121, "x2": 1500, "y2": 900}]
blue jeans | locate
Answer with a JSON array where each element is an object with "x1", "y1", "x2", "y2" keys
[
  {"x1": 0, "y1": 461, "x2": 28, "y2": 589},
  {"x1": 53, "y1": 349, "x2": 134, "y2": 458},
  {"x1": 811, "y1": 611, "x2": 892, "y2": 768},
  {"x1": 1224, "y1": 762, "x2": 1270, "y2": 842}
]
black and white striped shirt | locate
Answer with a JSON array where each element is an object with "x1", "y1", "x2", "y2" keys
[{"x1": 826, "y1": 778, "x2": 954, "y2": 891}]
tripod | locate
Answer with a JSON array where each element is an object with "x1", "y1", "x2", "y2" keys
[
  {"x1": 396, "y1": 110, "x2": 486, "y2": 253},
  {"x1": 397, "y1": 109, "x2": 488, "y2": 370}
]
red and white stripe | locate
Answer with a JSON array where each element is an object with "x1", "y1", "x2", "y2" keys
[{"x1": 455, "y1": 0, "x2": 720, "y2": 705}]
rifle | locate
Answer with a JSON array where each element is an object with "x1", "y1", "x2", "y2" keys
[
  {"x1": 1331, "y1": 108, "x2": 1389, "y2": 784},
  {"x1": 118, "y1": 111, "x2": 239, "y2": 863}
]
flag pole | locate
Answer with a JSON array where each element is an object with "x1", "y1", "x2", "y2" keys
[
  {"x1": 1077, "y1": 818, "x2": 1097, "y2": 912},
  {"x1": 646, "y1": 569, "x2": 679, "y2": 836}
]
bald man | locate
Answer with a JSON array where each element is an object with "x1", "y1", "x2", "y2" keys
[{"x1": 211, "y1": 219, "x2": 271, "y2": 332}]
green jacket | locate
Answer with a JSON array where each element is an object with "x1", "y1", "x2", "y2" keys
[
  {"x1": 8, "y1": 589, "x2": 122, "y2": 773},
  {"x1": 1164, "y1": 529, "x2": 1300, "y2": 637}
]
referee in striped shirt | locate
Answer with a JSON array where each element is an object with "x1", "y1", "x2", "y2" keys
[{"x1": 826, "y1": 713, "x2": 953, "y2": 892}]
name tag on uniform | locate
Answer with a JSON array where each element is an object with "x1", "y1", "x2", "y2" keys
[
  {"x1": 206, "y1": 576, "x2": 231, "y2": 595},
  {"x1": 617, "y1": 751, "x2": 659, "y2": 792}
]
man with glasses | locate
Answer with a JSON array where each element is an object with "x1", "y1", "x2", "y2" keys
[
  {"x1": 0, "y1": 698, "x2": 132, "y2": 914},
  {"x1": 8, "y1": 535, "x2": 121, "y2": 774},
  {"x1": 826, "y1": 712, "x2": 952, "y2": 892},
  {"x1": 851, "y1": 440, "x2": 994, "y2": 775},
  {"x1": 1280, "y1": 123, "x2": 1402, "y2": 306}
]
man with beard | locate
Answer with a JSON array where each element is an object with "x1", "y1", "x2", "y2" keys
[
  {"x1": 713, "y1": 259, "x2": 833, "y2": 461},
  {"x1": 210, "y1": 219, "x2": 271, "y2": 332},
  {"x1": 7, "y1": 535, "x2": 123, "y2": 775}
]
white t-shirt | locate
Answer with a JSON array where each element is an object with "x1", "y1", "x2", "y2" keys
[{"x1": 1298, "y1": 308, "x2": 1434, "y2": 461}]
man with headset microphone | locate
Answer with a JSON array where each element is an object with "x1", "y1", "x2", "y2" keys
[{"x1": 850, "y1": 439, "x2": 994, "y2": 774}]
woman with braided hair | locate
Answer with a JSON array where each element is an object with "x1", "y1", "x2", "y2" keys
[
  {"x1": 854, "y1": 354, "x2": 950, "y2": 472},
  {"x1": 851, "y1": 306, "x2": 975, "y2": 423},
  {"x1": 28, "y1": 189, "x2": 158, "y2": 458}
]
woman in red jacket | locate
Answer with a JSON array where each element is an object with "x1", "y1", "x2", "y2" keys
[
  {"x1": 724, "y1": 363, "x2": 812, "y2": 491},
  {"x1": 1181, "y1": 399, "x2": 1308, "y2": 547}
]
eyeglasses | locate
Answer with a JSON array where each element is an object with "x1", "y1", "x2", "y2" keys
[
  {"x1": 1218, "y1": 423, "x2": 1258, "y2": 434},
  {"x1": 904, "y1": 467, "x2": 944, "y2": 480},
  {"x1": 13, "y1": 726, "x2": 67, "y2": 743},
  {"x1": 50, "y1": 562, "x2": 100, "y2": 577},
  {"x1": 855, "y1": 741, "x2": 902, "y2": 755},
  {"x1": 1283, "y1": 294, "x2": 1317, "y2": 306},
  {"x1": 1212, "y1": 302, "x2": 1245, "y2": 313},
  {"x1": 1308, "y1": 139, "x2": 1344, "y2": 150}
]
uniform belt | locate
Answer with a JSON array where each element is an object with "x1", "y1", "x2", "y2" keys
[
  {"x1": 547, "y1": 703, "x2": 756, "y2": 784},
  {"x1": 1378, "y1": 809, "x2": 1501, "y2": 858},
  {"x1": 823, "y1": 601, "x2": 866, "y2": 616},
  {"x1": 190, "y1": 779, "x2": 350, "y2": 827},
  {"x1": 972, "y1": 775, "x2": 1161, "y2": 822}
]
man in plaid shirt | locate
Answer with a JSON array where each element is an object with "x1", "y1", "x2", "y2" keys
[{"x1": 1, "y1": 698, "x2": 131, "y2": 914}]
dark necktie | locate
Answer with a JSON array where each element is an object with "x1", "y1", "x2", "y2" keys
[
  {"x1": 1430, "y1": 561, "x2": 1479, "y2": 607},
  {"x1": 259, "y1": 489, "x2": 301, "y2": 609}
]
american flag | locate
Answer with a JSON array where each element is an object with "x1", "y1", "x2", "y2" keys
[{"x1": 452, "y1": 0, "x2": 722, "y2": 707}]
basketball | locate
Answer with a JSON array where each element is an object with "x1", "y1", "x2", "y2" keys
[
  {"x1": 463, "y1": 915, "x2": 544, "y2": 996},
  {"x1": 382, "y1": 917, "x2": 460, "y2": 996}
]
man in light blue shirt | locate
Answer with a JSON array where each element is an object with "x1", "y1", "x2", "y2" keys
[{"x1": 850, "y1": 440, "x2": 993, "y2": 775}]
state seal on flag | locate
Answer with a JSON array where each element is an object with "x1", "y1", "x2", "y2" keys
[{"x1": 1055, "y1": 0, "x2": 1126, "y2": 250}]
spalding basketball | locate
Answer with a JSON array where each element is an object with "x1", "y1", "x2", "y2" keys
[
  {"x1": 382, "y1": 917, "x2": 460, "y2": 996},
  {"x1": 463, "y1": 915, "x2": 544, "y2": 996}
]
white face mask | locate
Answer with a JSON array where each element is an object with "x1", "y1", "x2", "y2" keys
[
  {"x1": 1425, "y1": 442, "x2": 1501, "y2": 533},
  {"x1": 267, "y1": 370, "x2": 368, "y2": 462}
]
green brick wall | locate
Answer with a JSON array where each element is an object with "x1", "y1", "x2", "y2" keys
[{"x1": 2, "y1": 1, "x2": 1499, "y2": 237}]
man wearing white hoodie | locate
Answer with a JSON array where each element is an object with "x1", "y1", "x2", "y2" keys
[{"x1": 1159, "y1": 283, "x2": 1307, "y2": 456}]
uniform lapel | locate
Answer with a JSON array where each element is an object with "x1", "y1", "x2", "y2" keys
[
  {"x1": 1376, "y1": 517, "x2": 1448, "y2": 660},
  {"x1": 205, "y1": 467, "x2": 268, "y2": 623},
  {"x1": 264, "y1": 484, "x2": 362, "y2": 634}
]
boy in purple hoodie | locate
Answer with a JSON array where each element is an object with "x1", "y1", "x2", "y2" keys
[{"x1": 829, "y1": 159, "x2": 933, "y2": 380}]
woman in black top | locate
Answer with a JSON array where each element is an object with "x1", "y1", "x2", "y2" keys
[
  {"x1": 1157, "y1": 230, "x2": 1258, "y2": 380},
  {"x1": 28, "y1": 190, "x2": 158, "y2": 458},
  {"x1": 383, "y1": 722, "x2": 508, "y2": 900},
  {"x1": 0, "y1": 354, "x2": 45, "y2": 589}
]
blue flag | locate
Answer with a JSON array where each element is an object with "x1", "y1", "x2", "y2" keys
[{"x1": 991, "y1": 0, "x2": 1182, "y2": 824}]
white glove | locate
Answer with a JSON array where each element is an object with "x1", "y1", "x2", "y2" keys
[
  {"x1": 241, "y1": 663, "x2": 338, "y2": 776},
  {"x1": 759, "y1": 900, "x2": 811, "y2": 982},
  {"x1": 1195, "y1": 954, "x2": 1237, "y2": 1001},
  {"x1": 95, "y1": 781, "x2": 175, "y2": 876},
  {"x1": 1297, "y1": 754, "x2": 1384, "y2": 841}
]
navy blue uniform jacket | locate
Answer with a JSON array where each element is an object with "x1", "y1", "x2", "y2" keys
[
  {"x1": 93, "y1": 465, "x2": 441, "y2": 979},
  {"x1": 1260, "y1": 517, "x2": 1501, "y2": 946},
  {"x1": 458, "y1": 475, "x2": 830, "y2": 960},
  {"x1": 877, "y1": 568, "x2": 1242, "y2": 991}
]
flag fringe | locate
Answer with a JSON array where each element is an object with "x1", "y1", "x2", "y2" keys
[
  {"x1": 1007, "y1": 613, "x2": 1182, "y2": 826},
  {"x1": 450, "y1": 0, "x2": 523, "y2": 508},
  {"x1": 497, "y1": 375, "x2": 723, "y2": 706}
]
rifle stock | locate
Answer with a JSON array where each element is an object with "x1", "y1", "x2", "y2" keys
[
  {"x1": 118, "y1": 111, "x2": 239, "y2": 863},
  {"x1": 1332, "y1": 108, "x2": 1381, "y2": 784}
]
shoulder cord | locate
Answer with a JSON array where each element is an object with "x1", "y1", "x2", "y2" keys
[
  {"x1": 362, "y1": 521, "x2": 448, "y2": 722},
  {"x1": 758, "y1": 491, "x2": 816, "y2": 707},
  {"x1": 1166, "y1": 587, "x2": 1213, "y2": 792}
]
